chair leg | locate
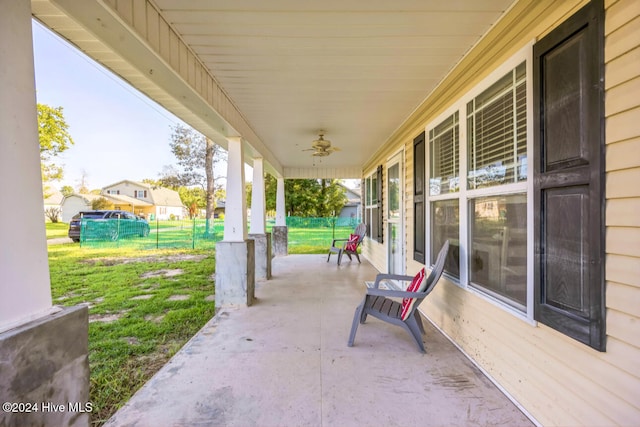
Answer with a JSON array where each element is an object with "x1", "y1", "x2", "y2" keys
[
  {"x1": 337, "y1": 249, "x2": 343, "y2": 265},
  {"x1": 327, "y1": 250, "x2": 331, "y2": 262},
  {"x1": 414, "y1": 311, "x2": 425, "y2": 334},
  {"x1": 354, "y1": 252, "x2": 361, "y2": 264},
  {"x1": 348, "y1": 302, "x2": 365, "y2": 347},
  {"x1": 404, "y1": 318, "x2": 426, "y2": 353}
]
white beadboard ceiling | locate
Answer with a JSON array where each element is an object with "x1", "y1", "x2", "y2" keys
[{"x1": 32, "y1": 0, "x2": 516, "y2": 178}]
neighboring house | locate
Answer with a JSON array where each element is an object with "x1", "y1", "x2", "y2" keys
[
  {"x1": 102, "y1": 180, "x2": 185, "y2": 220},
  {"x1": 337, "y1": 183, "x2": 360, "y2": 221},
  {"x1": 61, "y1": 181, "x2": 185, "y2": 222},
  {"x1": 42, "y1": 187, "x2": 63, "y2": 220},
  {"x1": 60, "y1": 193, "x2": 103, "y2": 223}
]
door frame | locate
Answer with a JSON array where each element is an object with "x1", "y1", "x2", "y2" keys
[{"x1": 386, "y1": 150, "x2": 405, "y2": 274}]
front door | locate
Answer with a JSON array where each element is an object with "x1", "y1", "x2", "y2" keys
[{"x1": 387, "y1": 153, "x2": 404, "y2": 274}]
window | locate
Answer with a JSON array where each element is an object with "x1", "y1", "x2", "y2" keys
[
  {"x1": 430, "y1": 112, "x2": 459, "y2": 196},
  {"x1": 135, "y1": 190, "x2": 147, "y2": 199},
  {"x1": 431, "y1": 199, "x2": 459, "y2": 277},
  {"x1": 420, "y1": 0, "x2": 604, "y2": 351},
  {"x1": 470, "y1": 194, "x2": 526, "y2": 309},
  {"x1": 106, "y1": 190, "x2": 120, "y2": 195},
  {"x1": 426, "y1": 50, "x2": 530, "y2": 314},
  {"x1": 364, "y1": 166, "x2": 383, "y2": 243},
  {"x1": 467, "y1": 63, "x2": 527, "y2": 189},
  {"x1": 428, "y1": 112, "x2": 461, "y2": 277}
]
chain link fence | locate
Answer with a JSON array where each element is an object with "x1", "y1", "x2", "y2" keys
[{"x1": 78, "y1": 216, "x2": 361, "y2": 253}]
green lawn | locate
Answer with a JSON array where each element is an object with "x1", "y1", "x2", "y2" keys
[
  {"x1": 45, "y1": 221, "x2": 69, "y2": 239},
  {"x1": 48, "y1": 244, "x2": 216, "y2": 426}
]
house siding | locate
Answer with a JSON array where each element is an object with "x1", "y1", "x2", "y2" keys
[
  {"x1": 361, "y1": 0, "x2": 640, "y2": 425},
  {"x1": 60, "y1": 196, "x2": 92, "y2": 223}
]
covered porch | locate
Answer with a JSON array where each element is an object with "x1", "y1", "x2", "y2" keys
[{"x1": 105, "y1": 255, "x2": 533, "y2": 427}]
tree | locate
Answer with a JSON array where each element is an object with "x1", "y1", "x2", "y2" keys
[
  {"x1": 91, "y1": 197, "x2": 111, "y2": 210},
  {"x1": 253, "y1": 176, "x2": 346, "y2": 217},
  {"x1": 61, "y1": 185, "x2": 74, "y2": 197},
  {"x1": 178, "y1": 187, "x2": 207, "y2": 218},
  {"x1": 318, "y1": 179, "x2": 348, "y2": 217},
  {"x1": 37, "y1": 103, "x2": 74, "y2": 196},
  {"x1": 45, "y1": 207, "x2": 61, "y2": 223},
  {"x1": 160, "y1": 125, "x2": 226, "y2": 232},
  {"x1": 77, "y1": 169, "x2": 90, "y2": 194},
  {"x1": 141, "y1": 178, "x2": 165, "y2": 189}
]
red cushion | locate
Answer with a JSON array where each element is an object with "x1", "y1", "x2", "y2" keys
[
  {"x1": 400, "y1": 268, "x2": 427, "y2": 320},
  {"x1": 345, "y1": 233, "x2": 359, "y2": 252}
]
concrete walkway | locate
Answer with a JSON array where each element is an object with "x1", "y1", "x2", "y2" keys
[{"x1": 106, "y1": 255, "x2": 534, "y2": 427}]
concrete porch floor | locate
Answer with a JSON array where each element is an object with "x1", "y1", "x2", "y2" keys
[{"x1": 105, "y1": 255, "x2": 534, "y2": 427}]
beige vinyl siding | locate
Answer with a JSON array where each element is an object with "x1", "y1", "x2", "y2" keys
[{"x1": 362, "y1": 0, "x2": 640, "y2": 425}]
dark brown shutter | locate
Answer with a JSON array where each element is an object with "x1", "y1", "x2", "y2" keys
[
  {"x1": 533, "y1": 0, "x2": 605, "y2": 350},
  {"x1": 413, "y1": 132, "x2": 426, "y2": 263}
]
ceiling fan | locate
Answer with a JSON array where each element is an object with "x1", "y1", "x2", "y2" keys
[{"x1": 303, "y1": 131, "x2": 341, "y2": 157}]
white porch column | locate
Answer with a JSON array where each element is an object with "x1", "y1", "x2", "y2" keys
[
  {"x1": 273, "y1": 177, "x2": 288, "y2": 256},
  {"x1": 276, "y1": 177, "x2": 286, "y2": 226},
  {"x1": 0, "y1": 3, "x2": 89, "y2": 426},
  {"x1": 216, "y1": 137, "x2": 255, "y2": 306},
  {"x1": 223, "y1": 137, "x2": 247, "y2": 241},
  {"x1": 250, "y1": 158, "x2": 266, "y2": 234},
  {"x1": 0, "y1": 1, "x2": 53, "y2": 330},
  {"x1": 248, "y1": 158, "x2": 271, "y2": 279}
]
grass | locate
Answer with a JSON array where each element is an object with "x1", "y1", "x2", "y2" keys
[
  {"x1": 45, "y1": 221, "x2": 69, "y2": 239},
  {"x1": 48, "y1": 243, "x2": 216, "y2": 426}
]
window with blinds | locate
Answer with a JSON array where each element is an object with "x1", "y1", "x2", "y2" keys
[
  {"x1": 467, "y1": 62, "x2": 527, "y2": 189},
  {"x1": 429, "y1": 111, "x2": 459, "y2": 196}
]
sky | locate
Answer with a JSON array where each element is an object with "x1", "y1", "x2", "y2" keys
[{"x1": 32, "y1": 21, "x2": 190, "y2": 191}]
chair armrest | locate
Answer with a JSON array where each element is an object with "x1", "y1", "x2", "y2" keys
[
  {"x1": 365, "y1": 288, "x2": 426, "y2": 298},
  {"x1": 372, "y1": 273, "x2": 414, "y2": 289},
  {"x1": 331, "y1": 238, "x2": 350, "y2": 246}
]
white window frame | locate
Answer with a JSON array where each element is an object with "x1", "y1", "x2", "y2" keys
[
  {"x1": 363, "y1": 169, "x2": 380, "y2": 242},
  {"x1": 425, "y1": 43, "x2": 535, "y2": 323}
]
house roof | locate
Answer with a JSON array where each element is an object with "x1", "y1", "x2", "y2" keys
[
  {"x1": 43, "y1": 187, "x2": 64, "y2": 205},
  {"x1": 62, "y1": 193, "x2": 103, "y2": 204},
  {"x1": 148, "y1": 187, "x2": 184, "y2": 207},
  {"x1": 104, "y1": 193, "x2": 154, "y2": 207},
  {"x1": 102, "y1": 180, "x2": 184, "y2": 207}
]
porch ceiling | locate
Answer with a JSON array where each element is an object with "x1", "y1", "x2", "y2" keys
[{"x1": 31, "y1": 0, "x2": 516, "y2": 178}]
